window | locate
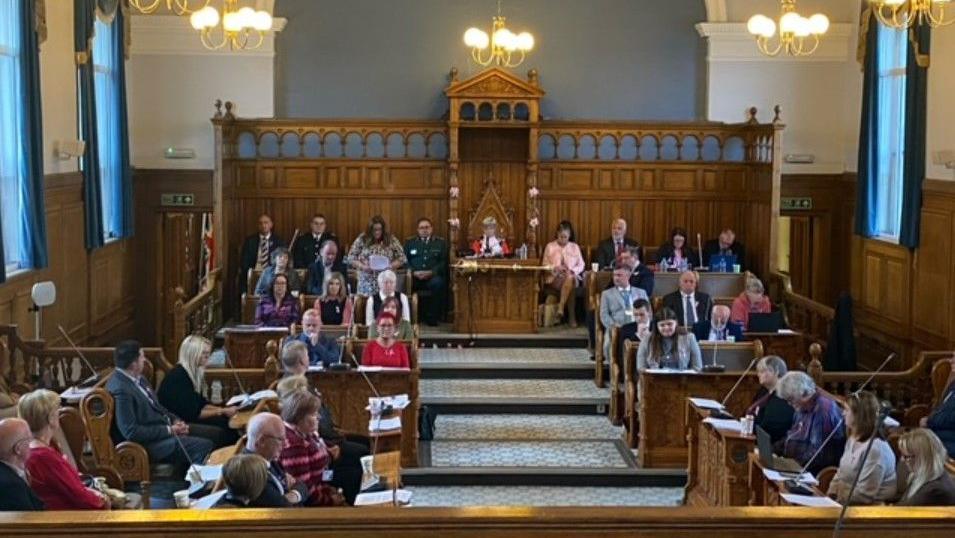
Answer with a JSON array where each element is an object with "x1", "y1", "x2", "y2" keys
[
  {"x1": 873, "y1": 24, "x2": 908, "y2": 241},
  {"x1": 0, "y1": 0, "x2": 30, "y2": 274},
  {"x1": 91, "y1": 16, "x2": 123, "y2": 241}
]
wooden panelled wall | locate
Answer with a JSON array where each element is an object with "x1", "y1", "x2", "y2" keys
[{"x1": 0, "y1": 173, "x2": 134, "y2": 347}]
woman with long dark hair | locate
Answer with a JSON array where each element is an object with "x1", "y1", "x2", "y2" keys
[
  {"x1": 636, "y1": 307, "x2": 701, "y2": 371},
  {"x1": 345, "y1": 215, "x2": 407, "y2": 295},
  {"x1": 657, "y1": 227, "x2": 697, "y2": 270}
]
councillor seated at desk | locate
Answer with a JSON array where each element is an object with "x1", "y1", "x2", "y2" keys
[
  {"x1": 346, "y1": 215, "x2": 408, "y2": 296},
  {"x1": 594, "y1": 218, "x2": 642, "y2": 270},
  {"x1": 279, "y1": 390, "x2": 347, "y2": 506},
  {"x1": 18, "y1": 390, "x2": 109, "y2": 510},
  {"x1": 256, "y1": 273, "x2": 301, "y2": 328},
  {"x1": 827, "y1": 391, "x2": 897, "y2": 505},
  {"x1": 312, "y1": 272, "x2": 353, "y2": 327},
  {"x1": 368, "y1": 296, "x2": 414, "y2": 340},
  {"x1": 215, "y1": 453, "x2": 270, "y2": 508},
  {"x1": 361, "y1": 313, "x2": 410, "y2": 369},
  {"x1": 542, "y1": 220, "x2": 585, "y2": 328},
  {"x1": 693, "y1": 304, "x2": 744, "y2": 342},
  {"x1": 920, "y1": 354, "x2": 955, "y2": 458},
  {"x1": 307, "y1": 241, "x2": 347, "y2": 297},
  {"x1": 730, "y1": 276, "x2": 773, "y2": 331},
  {"x1": 470, "y1": 216, "x2": 511, "y2": 258},
  {"x1": 294, "y1": 309, "x2": 342, "y2": 368},
  {"x1": 636, "y1": 307, "x2": 702, "y2": 371},
  {"x1": 615, "y1": 248, "x2": 654, "y2": 296},
  {"x1": 600, "y1": 266, "x2": 650, "y2": 361},
  {"x1": 896, "y1": 428, "x2": 955, "y2": 506},
  {"x1": 0, "y1": 418, "x2": 45, "y2": 511},
  {"x1": 775, "y1": 371, "x2": 846, "y2": 474},
  {"x1": 254, "y1": 247, "x2": 302, "y2": 296},
  {"x1": 656, "y1": 227, "x2": 697, "y2": 270},
  {"x1": 366, "y1": 269, "x2": 411, "y2": 324},
  {"x1": 702, "y1": 228, "x2": 746, "y2": 270},
  {"x1": 615, "y1": 298, "x2": 652, "y2": 368},
  {"x1": 157, "y1": 335, "x2": 239, "y2": 449},
  {"x1": 241, "y1": 413, "x2": 308, "y2": 507},
  {"x1": 745, "y1": 356, "x2": 794, "y2": 444}
]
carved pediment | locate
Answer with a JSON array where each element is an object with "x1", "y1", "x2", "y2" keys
[
  {"x1": 446, "y1": 67, "x2": 545, "y2": 100},
  {"x1": 467, "y1": 177, "x2": 516, "y2": 242}
]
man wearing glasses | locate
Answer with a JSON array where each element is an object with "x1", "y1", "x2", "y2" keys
[
  {"x1": 0, "y1": 418, "x2": 44, "y2": 510},
  {"x1": 242, "y1": 413, "x2": 308, "y2": 507}
]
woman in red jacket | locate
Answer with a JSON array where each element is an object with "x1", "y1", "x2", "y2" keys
[
  {"x1": 361, "y1": 312, "x2": 410, "y2": 369},
  {"x1": 19, "y1": 389, "x2": 109, "y2": 510}
]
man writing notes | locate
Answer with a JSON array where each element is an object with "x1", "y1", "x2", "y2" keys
[
  {"x1": 600, "y1": 267, "x2": 650, "y2": 361},
  {"x1": 405, "y1": 218, "x2": 448, "y2": 326},
  {"x1": 239, "y1": 214, "x2": 285, "y2": 296},
  {"x1": 293, "y1": 214, "x2": 338, "y2": 270},
  {"x1": 692, "y1": 304, "x2": 744, "y2": 342},
  {"x1": 662, "y1": 270, "x2": 712, "y2": 328},
  {"x1": 595, "y1": 218, "x2": 641, "y2": 270}
]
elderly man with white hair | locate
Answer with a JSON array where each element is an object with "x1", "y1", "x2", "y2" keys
[
  {"x1": 0, "y1": 418, "x2": 44, "y2": 510},
  {"x1": 242, "y1": 413, "x2": 308, "y2": 507},
  {"x1": 365, "y1": 269, "x2": 410, "y2": 324},
  {"x1": 692, "y1": 304, "x2": 743, "y2": 342},
  {"x1": 595, "y1": 218, "x2": 642, "y2": 270},
  {"x1": 775, "y1": 371, "x2": 845, "y2": 474}
]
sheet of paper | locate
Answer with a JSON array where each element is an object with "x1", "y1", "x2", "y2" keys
[
  {"x1": 884, "y1": 416, "x2": 900, "y2": 428},
  {"x1": 644, "y1": 368, "x2": 700, "y2": 375},
  {"x1": 780, "y1": 493, "x2": 840, "y2": 507},
  {"x1": 776, "y1": 329, "x2": 797, "y2": 335},
  {"x1": 354, "y1": 489, "x2": 412, "y2": 506},
  {"x1": 761, "y1": 468, "x2": 819, "y2": 485},
  {"x1": 250, "y1": 389, "x2": 278, "y2": 400},
  {"x1": 226, "y1": 393, "x2": 250, "y2": 407},
  {"x1": 184, "y1": 464, "x2": 222, "y2": 483},
  {"x1": 358, "y1": 366, "x2": 410, "y2": 372},
  {"x1": 192, "y1": 490, "x2": 227, "y2": 509},
  {"x1": 689, "y1": 397, "x2": 725, "y2": 410},
  {"x1": 367, "y1": 394, "x2": 411, "y2": 411},
  {"x1": 701, "y1": 418, "x2": 743, "y2": 432},
  {"x1": 61, "y1": 386, "x2": 93, "y2": 402},
  {"x1": 369, "y1": 416, "x2": 402, "y2": 432}
]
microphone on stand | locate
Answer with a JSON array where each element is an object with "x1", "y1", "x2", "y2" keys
[
  {"x1": 718, "y1": 357, "x2": 758, "y2": 410},
  {"x1": 332, "y1": 284, "x2": 356, "y2": 369},
  {"x1": 287, "y1": 229, "x2": 301, "y2": 267},
  {"x1": 696, "y1": 233, "x2": 704, "y2": 270},
  {"x1": 221, "y1": 344, "x2": 252, "y2": 409},
  {"x1": 832, "y1": 403, "x2": 893, "y2": 537},
  {"x1": 702, "y1": 336, "x2": 725, "y2": 373},
  {"x1": 164, "y1": 415, "x2": 204, "y2": 489},
  {"x1": 58, "y1": 325, "x2": 99, "y2": 388}
]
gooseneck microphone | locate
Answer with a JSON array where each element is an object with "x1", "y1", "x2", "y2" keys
[
  {"x1": 58, "y1": 325, "x2": 99, "y2": 388},
  {"x1": 696, "y1": 233, "x2": 704, "y2": 269},
  {"x1": 832, "y1": 403, "x2": 893, "y2": 537},
  {"x1": 719, "y1": 357, "x2": 758, "y2": 409},
  {"x1": 165, "y1": 415, "x2": 203, "y2": 485},
  {"x1": 221, "y1": 345, "x2": 251, "y2": 408}
]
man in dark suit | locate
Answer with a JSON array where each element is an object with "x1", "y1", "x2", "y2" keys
[
  {"x1": 404, "y1": 217, "x2": 449, "y2": 326},
  {"x1": 615, "y1": 249, "x2": 654, "y2": 296},
  {"x1": 292, "y1": 213, "x2": 338, "y2": 269},
  {"x1": 307, "y1": 240, "x2": 347, "y2": 295},
  {"x1": 243, "y1": 412, "x2": 308, "y2": 507},
  {"x1": 594, "y1": 218, "x2": 642, "y2": 269},
  {"x1": 106, "y1": 340, "x2": 213, "y2": 466},
  {"x1": 692, "y1": 304, "x2": 744, "y2": 342},
  {"x1": 0, "y1": 418, "x2": 44, "y2": 511},
  {"x1": 238, "y1": 214, "x2": 286, "y2": 297},
  {"x1": 702, "y1": 228, "x2": 746, "y2": 269},
  {"x1": 662, "y1": 270, "x2": 713, "y2": 328}
]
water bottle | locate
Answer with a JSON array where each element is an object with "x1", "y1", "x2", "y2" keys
[{"x1": 211, "y1": 380, "x2": 223, "y2": 405}]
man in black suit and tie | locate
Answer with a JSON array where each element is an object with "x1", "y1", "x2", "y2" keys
[
  {"x1": 307, "y1": 241, "x2": 347, "y2": 295},
  {"x1": 594, "y1": 218, "x2": 642, "y2": 269},
  {"x1": 106, "y1": 340, "x2": 213, "y2": 466},
  {"x1": 0, "y1": 418, "x2": 44, "y2": 511},
  {"x1": 702, "y1": 228, "x2": 746, "y2": 269},
  {"x1": 662, "y1": 270, "x2": 713, "y2": 328},
  {"x1": 238, "y1": 214, "x2": 286, "y2": 297},
  {"x1": 242, "y1": 412, "x2": 308, "y2": 507},
  {"x1": 292, "y1": 213, "x2": 338, "y2": 269}
]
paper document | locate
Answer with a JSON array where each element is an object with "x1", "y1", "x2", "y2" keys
[
  {"x1": 780, "y1": 493, "x2": 840, "y2": 507},
  {"x1": 307, "y1": 365, "x2": 325, "y2": 372},
  {"x1": 369, "y1": 416, "x2": 402, "y2": 432},
  {"x1": 762, "y1": 468, "x2": 819, "y2": 485},
  {"x1": 644, "y1": 368, "x2": 700, "y2": 375},
  {"x1": 689, "y1": 397, "x2": 725, "y2": 410},
  {"x1": 368, "y1": 394, "x2": 411, "y2": 411},
  {"x1": 884, "y1": 416, "x2": 900, "y2": 428},
  {"x1": 358, "y1": 366, "x2": 410, "y2": 372},
  {"x1": 192, "y1": 490, "x2": 227, "y2": 509},
  {"x1": 776, "y1": 329, "x2": 797, "y2": 335},
  {"x1": 226, "y1": 389, "x2": 278, "y2": 407},
  {"x1": 61, "y1": 386, "x2": 93, "y2": 403},
  {"x1": 702, "y1": 418, "x2": 743, "y2": 432},
  {"x1": 184, "y1": 464, "x2": 223, "y2": 484},
  {"x1": 355, "y1": 489, "x2": 412, "y2": 506}
]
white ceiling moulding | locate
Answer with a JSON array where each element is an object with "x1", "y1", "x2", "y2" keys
[
  {"x1": 695, "y1": 22, "x2": 854, "y2": 62},
  {"x1": 130, "y1": 15, "x2": 287, "y2": 57},
  {"x1": 704, "y1": 0, "x2": 728, "y2": 22}
]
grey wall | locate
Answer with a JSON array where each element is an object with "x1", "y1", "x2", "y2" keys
[{"x1": 274, "y1": 0, "x2": 706, "y2": 120}]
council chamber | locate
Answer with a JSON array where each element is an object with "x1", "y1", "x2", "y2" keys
[{"x1": 0, "y1": 0, "x2": 954, "y2": 536}]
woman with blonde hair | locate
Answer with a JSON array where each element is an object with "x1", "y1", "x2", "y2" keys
[
  {"x1": 896, "y1": 428, "x2": 955, "y2": 505},
  {"x1": 215, "y1": 453, "x2": 270, "y2": 508},
  {"x1": 313, "y1": 271, "x2": 353, "y2": 326},
  {"x1": 158, "y1": 335, "x2": 239, "y2": 448}
]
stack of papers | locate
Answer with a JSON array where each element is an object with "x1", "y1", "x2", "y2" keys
[
  {"x1": 780, "y1": 493, "x2": 840, "y2": 507},
  {"x1": 184, "y1": 464, "x2": 223, "y2": 484},
  {"x1": 644, "y1": 368, "x2": 700, "y2": 375},
  {"x1": 61, "y1": 386, "x2": 93, "y2": 403},
  {"x1": 226, "y1": 389, "x2": 278, "y2": 407},
  {"x1": 368, "y1": 394, "x2": 410, "y2": 411},
  {"x1": 689, "y1": 397, "x2": 725, "y2": 410},
  {"x1": 702, "y1": 417, "x2": 743, "y2": 432},
  {"x1": 354, "y1": 489, "x2": 412, "y2": 506},
  {"x1": 369, "y1": 416, "x2": 402, "y2": 432},
  {"x1": 762, "y1": 468, "x2": 818, "y2": 485}
]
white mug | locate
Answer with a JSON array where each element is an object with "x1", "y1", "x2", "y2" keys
[
  {"x1": 173, "y1": 489, "x2": 191, "y2": 509},
  {"x1": 591, "y1": 262, "x2": 599, "y2": 272}
]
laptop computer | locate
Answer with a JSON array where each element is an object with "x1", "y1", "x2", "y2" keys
[
  {"x1": 755, "y1": 425, "x2": 803, "y2": 473},
  {"x1": 748, "y1": 311, "x2": 785, "y2": 333},
  {"x1": 708, "y1": 254, "x2": 737, "y2": 272}
]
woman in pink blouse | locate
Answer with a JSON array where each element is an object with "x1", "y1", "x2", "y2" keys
[
  {"x1": 542, "y1": 220, "x2": 585, "y2": 327},
  {"x1": 731, "y1": 276, "x2": 773, "y2": 330}
]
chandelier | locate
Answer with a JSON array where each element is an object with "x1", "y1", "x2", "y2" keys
[
  {"x1": 130, "y1": 0, "x2": 209, "y2": 15},
  {"x1": 747, "y1": 0, "x2": 830, "y2": 57},
  {"x1": 869, "y1": 0, "x2": 954, "y2": 29},
  {"x1": 463, "y1": 0, "x2": 534, "y2": 68},
  {"x1": 189, "y1": 1, "x2": 273, "y2": 51}
]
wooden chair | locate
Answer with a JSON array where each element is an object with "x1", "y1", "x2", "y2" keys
[
  {"x1": 608, "y1": 326, "x2": 624, "y2": 425},
  {"x1": 241, "y1": 293, "x2": 262, "y2": 325},
  {"x1": 79, "y1": 388, "x2": 152, "y2": 508},
  {"x1": 816, "y1": 466, "x2": 838, "y2": 494},
  {"x1": 593, "y1": 290, "x2": 607, "y2": 388},
  {"x1": 902, "y1": 358, "x2": 952, "y2": 427},
  {"x1": 207, "y1": 434, "x2": 247, "y2": 493}
]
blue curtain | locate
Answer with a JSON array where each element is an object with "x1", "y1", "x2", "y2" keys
[
  {"x1": 19, "y1": 0, "x2": 49, "y2": 269},
  {"x1": 75, "y1": 0, "x2": 104, "y2": 250},
  {"x1": 855, "y1": 8, "x2": 880, "y2": 239},
  {"x1": 114, "y1": 6, "x2": 133, "y2": 238},
  {"x1": 899, "y1": 24, "x2": 930, "y2": 248}
]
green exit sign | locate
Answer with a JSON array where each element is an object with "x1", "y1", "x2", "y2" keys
[
  {"x1": 781, "y1": 197, "x2": 813, "y2": 210},
  {"x1": 161, "y1": 193, "x2": 195, "y2": 206}
]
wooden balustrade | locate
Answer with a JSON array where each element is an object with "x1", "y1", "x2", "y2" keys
[
  {"x1": 769, "y1": 271, "x2": 834, "y2": 352},
  {"x1": 167, "y1": 268, "x2": 223, "y2": 361}
]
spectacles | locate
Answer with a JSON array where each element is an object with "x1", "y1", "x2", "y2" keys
[{"x1": 263, "y1": 434, "x2": 286, "y2": 444}]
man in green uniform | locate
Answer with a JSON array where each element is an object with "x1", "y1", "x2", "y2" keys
[{"x1": 404, "y1": 217, "x2": 448, "y2": 326}]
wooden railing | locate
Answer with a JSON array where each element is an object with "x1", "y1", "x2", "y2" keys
[
  {"x1": 768, "y1": 271, "x2": 834, "y2": 350},
  {"x1": 167, "y1": 267, "x2": 223, "y2": 362}
]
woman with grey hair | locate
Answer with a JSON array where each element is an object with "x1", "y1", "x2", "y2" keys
[
  {"x1": 776, "y1": 371, "x2": 846, "y2": 474},
  {"x1": 254, "y1": 247, "x2": 302, "y2": 295},
  {"x1": 745, "y1": 355, "x2": 794, "y2": 443},
  {"x1": 365, "y1": 269, "x2": 410, "y2": 324}
]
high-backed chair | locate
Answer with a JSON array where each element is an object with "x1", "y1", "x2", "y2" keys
[
  {"x1": 79, "y1": 388, "x2": 152, "y2": 508},
  {"x1": 902, "y1": 358, "x2": 953, "y2": 427},
  {"x1": 241, "y1": 293, "x2": 262, "y2": 325}
]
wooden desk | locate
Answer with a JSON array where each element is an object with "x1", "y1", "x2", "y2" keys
[
  {"x1": 637, "y1": 370, "x2": 759, "y2": 468},
  {"x1": 223, "y1": 327, "x2": 288, "y2": 368},
  {"x1": 308, "y1": 368, "x2": 419, "y2": 468},
  {"x1": 748, "y1": 452, "x2": 827, "y2": 506},
  {"x1": 685, "y1": 401, "x2": 755, "y2": 507},
  {"x1": 451, "y1": 259, "x2": 546, "y2": 334},
  {"x1": 745, "y1": 331, "x2": 806, "y2": 370}
]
